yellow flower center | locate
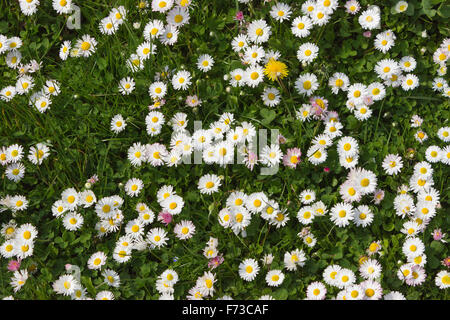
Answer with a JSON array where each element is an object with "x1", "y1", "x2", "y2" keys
[
  {"x1": 303, "y1": 81, "x2": 312, "y2": 90},
  {"x1": 365, "y1": 289, "x2": 375, "y2": 297},
  {"x1": 64, "y1": 281, "x2": 71, "y2": 289},
  {"x1": 219, "y1": 148, "x2": 227, "y2": 156},
  {"x1": 174, "y1": 15, "x2": 183, "y2": 23},
  {"x1": 81, "y1": 42, "x2": 91, "y2": 51},
  {"x1": 369, "y1": 243, "x2": 378, "y2": 252},
  {"x1": 360, "y1": 178, "x2": 369, "y2": 187}
]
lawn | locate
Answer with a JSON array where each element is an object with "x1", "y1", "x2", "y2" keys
[{"x1": 0, "y1": 0, "x2": 448, "y2": 300}]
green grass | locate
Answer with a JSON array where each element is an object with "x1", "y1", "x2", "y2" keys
[{"x1": 0, "y1": 0, "x2": 449, "y2": 299}]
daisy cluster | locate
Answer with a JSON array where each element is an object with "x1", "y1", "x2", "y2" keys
[
  {"x1": 236, "y1": 249, "x2": 306, "y2": 289},
  {"x1": 18, "y1": 0, "x2": 75, "y2": 16},
  {"x1": 0, "y1": 32, "x2": 66, "y2": 113},
  {"x1": 217, "y1": 190, "x2": 290, "y2": 237},
  {"x1": 0, "y1": 143, "x2": 50, "y2": 185},
  {"x1": 0, "y1": 0, "x2": 449, "y2": 300},
  {"x1": 431, "y1": 38, "x2": 450, "y2": 97},
  {"x1": 0, "y1": 221, "x2": 38, "y2": 265}
]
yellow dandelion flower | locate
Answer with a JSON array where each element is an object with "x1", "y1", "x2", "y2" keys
[{"x1": 264, "y1": 59, "x2": 288, "y2": 81}]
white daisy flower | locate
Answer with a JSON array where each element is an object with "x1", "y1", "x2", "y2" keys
[
  {"x1": 297, "y1": 42, "x2": 319, "y2": 64},
  {"x1": 174, "y1": 220, "x2": 196, "y2": 240},
  {"x1": 265, "y1": 270, "x2": 284, "y2": 287},
  {"x1": 125, "y1": 178, "x2": 144, "y2": 197},
  {"x1": 295, "y1": 73, "x2": 319, "y2": 96},
  {"x1": 87, "y1": 251, "x2": 107, "y2": 270},
  {"x1": 172, "y1": 70, "x2": 191, "y2": 90},
  {"x1": 198, "y1": 174, "x2": 221, "y2": 195},
  {"x1": 291, "y1": 16, "x2": 313, "y2": 38},
  {"x1": 197, "y1": 54, "x2": 214, "y2": 72},
  {"x1": 382, "y1": 154, "x2": 403, "y2": 175},
  {"x1": 270, "y1": 2, "x2": 292, "y2": 22},
  {"x1": 143, "y1": 20, "x2": 165, "y2": 41},
  {"x1": 247, "y1": 19, "x2": 271, "y2": 44},
  {"x1": 111, "y1": 114, "x2": 127, "y2": 133},
  {"x1": 239, "y1": 258, "x2": 260, "y2": 282},
  {"x1": 118, "y1": 77, "x2": 135, "y2": 95}
]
